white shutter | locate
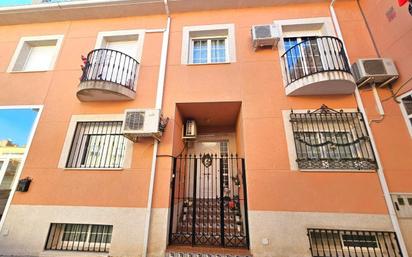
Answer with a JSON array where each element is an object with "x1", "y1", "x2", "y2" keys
[{"x1": 23, "y1": 45, "x2": 56, "y2": 71}]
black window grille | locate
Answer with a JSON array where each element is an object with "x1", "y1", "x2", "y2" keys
[
  {"x1": 290, "y1": 105, "x2": 377, "y2": 170},
  {"x1": 307, "y1": 228, "x2": 403, "y2": 257},
  {"x1": 66, "y1": 121, "x2": 127, "y2": 169},
  {"x1": 45, "y1": 223, "x2": 113, "y2": 252}
]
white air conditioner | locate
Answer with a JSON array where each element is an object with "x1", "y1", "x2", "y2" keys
[
  {"x1": 122, "y1": 109, "x2": 161, "y2": 142},
  {"x1": 251, "y1": 24, "x2": 280, "y2": 50},
  {"x1": 182, "y1": 120, "x2": 197, "y2": 140},
  {"x1": 351, "y1": 58, "x2": 399, "y2": 88}
]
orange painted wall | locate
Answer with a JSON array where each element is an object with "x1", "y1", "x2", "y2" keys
[
  {"x1": 355, "y1": 0, "x2": 412, "y2": 192},
  {"x1": 0, "y1": 16, "x2": 167, "y2": 208},
  {"x1": 161, "y1": 2, "x2": 388, "y2": 214},
  {"x1": 0, "y1": 2, "x2": 394, "y2": 214}
]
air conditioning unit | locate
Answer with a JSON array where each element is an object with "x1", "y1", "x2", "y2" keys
[
  {"x1": 182, "y1": 120, "x2": 197, "y2": 140},
  {"x1": 122, "y1": 109, "x2": 161, "y2": 142},
  {"x1": 351, "y1": 58, "x2": 399, "y2": 88},
  {"x1": 251, "y1": 24, "x2": 280, "y2": 50}
]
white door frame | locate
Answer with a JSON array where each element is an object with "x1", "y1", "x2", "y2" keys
[{"x1": 0, "y1": 105, "x2": 43, "y2": 231}]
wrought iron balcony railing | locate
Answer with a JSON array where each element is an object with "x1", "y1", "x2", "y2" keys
[
  {"x1": 80, "y1": 48, "x2": 139, "y2": 92},
  {"x1": 281, "y1": 36, "x2": 351, "y2": 87},
  {"x1": 307, "y1": 228, "x2": 403, "y2": 257},
  {"x1": 290, "y1": 105, "x2": 377, "y2": 170}
]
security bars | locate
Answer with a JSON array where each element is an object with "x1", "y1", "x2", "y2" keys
[
  {"x1": 307, "y1": 228, "x2": 403, "y2": 257},
  {"x1": 44, "y1": 223, "x2": 113, "y2": 252},
  {"x1": 290, "y1": 105, "x2": 377, "y2": 170},
  {"x1": 168, "y1": 154, "x2": 250, "y2": 248},
  {"x1": 66, "y1": 121, "x2": 127, "y2": 169}
]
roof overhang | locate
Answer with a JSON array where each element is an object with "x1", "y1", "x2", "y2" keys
[{"x1": 0, "y1": 0, "x2": 325, "y2": 25}]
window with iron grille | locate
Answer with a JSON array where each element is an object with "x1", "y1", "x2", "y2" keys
[
  {"x1": 45, "y1": 223, "x2": 113, "y2": 252},
  {"x1": 66, "y1": 121, "x2": 126, "y2": 169},
  {"x1": 307, "y1": 228, "x2": 402, "y2": 257},
  {"x1": 290, "y1": 105, "x2": 377, "y2": 170}
]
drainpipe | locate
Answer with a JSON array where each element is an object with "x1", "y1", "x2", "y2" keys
[
  {"x1": 142, "y1": 1, "x2": 170, "y2": 257},
  {"x1": 329, "y1": 1, "x2": 409, "y2": 257}
]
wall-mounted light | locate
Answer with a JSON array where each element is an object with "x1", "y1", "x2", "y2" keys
[{"x1": 16, "y1": 177, "x2": 32, "y2": 192}]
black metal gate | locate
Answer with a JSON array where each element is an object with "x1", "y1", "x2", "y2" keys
[{"x1": 168, "y1": 154, "x2": 250, "y2": 248}]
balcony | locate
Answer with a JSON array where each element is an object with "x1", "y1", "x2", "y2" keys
[
  {"x1": 281, "y1": 36, "x2": 356, "y2": 96},
  {"x1": 77, "y1": 49, "x2": 139, "y2": 102}
]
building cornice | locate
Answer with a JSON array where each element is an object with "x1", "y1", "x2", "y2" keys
[{"x1": 0, "y1": 0, "x2": 325, "y2": 25}]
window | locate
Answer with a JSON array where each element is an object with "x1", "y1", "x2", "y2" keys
[
  {"x1": 288, "y1": 105, "x2": 377, "y2": 170},
  {"x1": 191, "y1": 38, "x2": 228, "y2": 64},
  {"x1": 182, "y1": 24, "x2": 236, "y2": 64},
  {"x1": 392, "y1": 194, "x2": 412, "y2": 218},
  {"x1": 8, "y1": 35, "x2": 63, "y2": 72},
  {"x1": 307, "y1": 229, "x2": 401, "y2": 257},
  {"x1": 283, "y1": 37, "x2": 323, "y2": 77},
  {"x1": 65, "y1": 121, "x2": 127, "y2": 169},
  {"x1": 45, "y1": 223, "x2": 113, "y2": 252},
  {"x1": 399, "y1": 92, "x2": 412, "y2": 137}
]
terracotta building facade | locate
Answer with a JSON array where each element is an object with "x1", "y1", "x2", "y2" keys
[{"x1": 0, "y1": 0, "x2": 411, "y2": 256}]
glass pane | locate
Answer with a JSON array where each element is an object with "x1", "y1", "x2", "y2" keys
[
  {"x1": 211, "y1": 39, "x2": 226, "y2": 63},
  {"x1": 0, "y1": 159, "x2": 21, "y2": 190},
  {"x1": 192, "y1": 40, "x2": 207, "y2": 64},
  {"x1": 402, "y1": 94, "x2": 412, "y2": 115},
  {"x1": 283, "y1": 38, "x2": 303, "y2": 79}
]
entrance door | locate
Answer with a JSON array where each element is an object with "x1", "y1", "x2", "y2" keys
[
  {"x1": 191, "y1": 141, "x2": 228, "y2": 199},
  {"x1": 168, "y1": 141, "x2": 249, "y2": 248}
]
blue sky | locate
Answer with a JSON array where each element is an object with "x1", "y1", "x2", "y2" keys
[
  {"x1": 0, "y1": 109, "x2": 38, "y2": 146},
  {"x1": 0, "y1": 0, "x2": 32, "y2": 7}
]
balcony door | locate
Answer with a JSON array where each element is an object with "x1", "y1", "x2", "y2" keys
[{"x1": 103, "y1": 40, "x2": 138, "y2": 87}]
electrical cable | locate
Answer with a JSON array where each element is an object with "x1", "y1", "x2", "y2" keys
[{"x1": 381, "y1": 76, "x2": 412, "y2": 102}]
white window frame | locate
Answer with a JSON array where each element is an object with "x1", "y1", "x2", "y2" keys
[
  {"x1": 58, "y1": 114, "x2": 133, "y2": 170},
  {"x1": 181, "y1": 23, "x2": 236, "y2": 65},
  {"x1": 282, "y1": 109, "x2": 373, "y2": 172},
  {"x1": 397, "y1": 90, "x2": 412, "y2": 138},
  {"x1": 7, "y1": 35, "x2": 64, "y2": 73},
  {"x1": 189, "y1": 36, "x2": 229, "y2": 64}
]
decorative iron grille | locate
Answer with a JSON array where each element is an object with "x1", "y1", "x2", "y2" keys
[
  {"x1": 307, "y1": 228, "x2": 403, "y2": 257},
  {"x1": 290, "y1": 105, "x2": 377, "y2": 170},
  {"x1": 281, "y1": 36, "x2": 351, "y2": 87},
  {"x1": 66, "y1": 121, "x2": 127, "y2": 169},
  {"x1": 80, "y1": 48, "x2": 139, "y2": 91},
  {"x1": 44, "y1": 223, "x2": 113, "y2": 252},
  {"x1": 168, "y1": 154, "x2": 250, "y2": 248}
]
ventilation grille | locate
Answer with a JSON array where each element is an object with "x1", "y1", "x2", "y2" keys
[
  {"x1": 363, "y1": 59, "x2": 387, "y2": 75},
  {"x1": 125, "y1": 111, "x2": 145, "y2": 131},
  {"x1": 254, "y1": 25, "x2": 272, "y2": 39}
]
